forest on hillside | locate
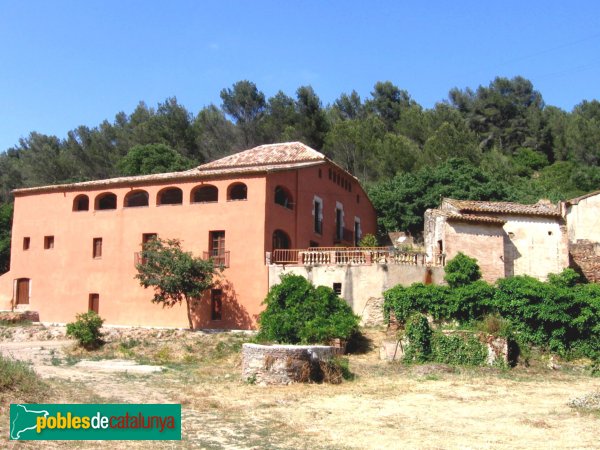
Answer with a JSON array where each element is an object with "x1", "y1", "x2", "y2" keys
[{"x1": 1, "y1": 76, "x2": 600, "y2": 272}]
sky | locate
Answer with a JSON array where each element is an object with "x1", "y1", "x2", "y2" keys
[{"x1": 1, "y1": 0, "x2": 599, "y2": 152}]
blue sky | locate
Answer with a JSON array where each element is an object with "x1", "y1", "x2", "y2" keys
[{"x1": 1, "y1": 0, "x2": 599, "y2": 152}]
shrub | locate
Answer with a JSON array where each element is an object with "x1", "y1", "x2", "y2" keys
[
  {"x1": 403, "y1": 313, "x2": 432, "y2": 363},
  {"x1": 384, "y1": 283, "x2": 449, "y2": 324},
  {"x1": 0, "y1": 354, "x2": 42, "y2": 394},
  {"x1": 257, "y1": 274, "x2": 360, "y2": 344},
  {"x1": 444, "y1": 252, "x2": 481, "y2": 288},
  {"x1": 447, "y1": 280, "x2": 495, "y2": 322},
  {"x1": 358, "y1": 233, "x2": 378, "y2": 247},
  {"x1": 66, "y1": 311, "x2": 105, "y2": 349},
  {"x1": 431, "y1": 333, "x2": 487, "y2": 366}
]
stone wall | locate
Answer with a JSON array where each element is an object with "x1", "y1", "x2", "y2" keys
[
  {"x1": 241, "y1": 343, "x2": 339, "y2": 385},
  {"x1": 0, "y1": 310, "x2": 40, "y2": 323},
  {"x1": 570, "y1": 240, "x2": 600, "y2": 283},
  {"x1": 268, "y1": 264, "x2": 445, "y2": 326}
]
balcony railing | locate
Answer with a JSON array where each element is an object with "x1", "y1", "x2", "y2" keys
[
  {"x1": 203, "y1": 251, "x2": 230, "y2": 268},
  {"x1": 270, "y1": 247, "x2": 437, "y2": 267}
]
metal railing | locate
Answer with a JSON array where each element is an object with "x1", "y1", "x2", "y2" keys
[
  {"x1": 270, "y1": 247, "x2": 436, "y2": 266},
  {"x1": 202, "y1": 251, "x2": 230, "y2": 268}
]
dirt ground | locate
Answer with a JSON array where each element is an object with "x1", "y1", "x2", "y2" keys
[{"x1": 1, "y1": 324, "x2": 598, "y2": 449}]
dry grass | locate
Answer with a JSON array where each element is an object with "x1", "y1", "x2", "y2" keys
[{"x1": 1, "y1": 326, "x2": 598, "y2": 449}]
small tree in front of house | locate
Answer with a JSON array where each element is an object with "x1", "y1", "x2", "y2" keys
[{"x1": 135, "y1": 237, "x2": 218, "y2": 330}]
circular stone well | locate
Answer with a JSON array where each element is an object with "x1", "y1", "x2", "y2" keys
[{"x1": 241, "y1": 343, "x2": 340, "y2": 385}]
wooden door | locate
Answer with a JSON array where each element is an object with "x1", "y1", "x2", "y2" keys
[{"x1": 16, "y1": 278, "x2": 29, "y2": 305}]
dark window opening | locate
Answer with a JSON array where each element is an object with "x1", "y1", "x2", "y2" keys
[
  {"x1": 272, "y1": 230, "x2": 291, "y2": 251},
  {"x1": 16, "y1": 278, "x2": 30, "y2": 305},
  {"x1": 73, "y1": 195, "x2": 89, "y2": 211},
  {"x1": 333, "y1": 283, "x2": 342, "y2": 296},
  {"x1": 192, "y1": 185, "x2": 218, "y2": 203},
  {"x1": 309, "y1": 240, "x2": 319, "y2": 248},
  {"x1": 124, "y1": 190, "x2": 149, "y2": 207},
  {"x1": 158, "y1": 187, "x2": 183, "y2": 205},
  {"x1": 93, "y1": 238, "x2": 102, "y2": 259},
  {"x1": 96, "y1": 193, "x2": 117, "y2": 210},
  {"x1": 274, "y1": 186, "x2": 293, "y2": 209},
  {"x1": 335, "y1": 208, "x2": 343, "y2": 241},
  {"x1": 318, "y1": 168, "x2": 322, "y2": 178},
  {"x1": 328, "y1": 168, "x2": 332, "y2": 180},
  {"x1": 356, "y1": 194, "x2": 360, "y2": 203},
  {"x1": 354, "y1": 220, "x2": 360, "y2": 246},
  {"x1": 228, "y1": 183, "x2": 247, "y2": 201},
  {"x1": 142, "y1": 233, "x2": 157, "y2": 246},
  {"x1": 23, "y1": 237, "x2": 30, "y2": 250},
  {"x1": 44, "y1": 236, "x2": 54, "y2": 249},
  {"x1": 437, "y1": 240, "x2": 443, "y2": 254},
  {"x1": 314, "y1": 201, "x2": 322, "y2": 234},
  {"x1": 211, "y1": 289, "x2": 222, "y2": 321},
  {"x1": 548, "y1": 231, "x2": 553, "y2": 236},
  {"x1": 88, "y1": 293, "x2": 99, "y2": 314}
]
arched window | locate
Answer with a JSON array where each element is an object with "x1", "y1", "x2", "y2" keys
[
  {"x1": 124, "y1": 190, "x2": 149, "y2": 207},
  {"x1": 73, "y1": 194, "x2": 89, "y2": 211},
  {"x1": 272, "y1": 229, "x2": 291, "y2": 250},
  {"x1": 228, "y1": 183, "x2": 247, "y2": 201},
  {"x1": 157, "y1": 187, "x2": 183, "y2": 205},
  {"x1": 191, "y1": 185, "x2": 218, "y2": 203},
  {"x1": 95, "y1": 192, "x2": 117, "y2": 210},
  {"x1": 274, "y1": 186, "x2": 293, "y2": 210}
]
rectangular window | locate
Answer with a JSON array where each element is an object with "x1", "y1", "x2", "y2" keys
[
  {"x1": 354, "y1": 219, "x2": 361, "y2": 247},
  {"x1": 142, "y1": 233, "x2": 157, "y2": 246},
  {"x1": 209, "y1": 231, "x2": 226, "y2": 266},
  {"x1": 44, "y1": 236, "x2": 54, "y2": 249},
  {"x1": 333, "y1": 283, "x2": 342, "y2": 296},
  {"x1": 335, "y1": 208, "x2": 343, "y2": 241},
  {"x1": 23, "y1": 237, "x2": 30, "y2": 250},
  {"x1": 93, "y1": 238, "x2": 102, "y2": 259},
  {"x1": 314, "y1": 201, "x2": 322, "y2": 234},
  {"x1": 88, "y1": 293, "x2": 99, "y2": 314},
  {"x1": 211, "y1": 289, "x2": 222, "y2": 321}
]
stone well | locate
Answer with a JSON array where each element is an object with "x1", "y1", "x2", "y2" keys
[{"x1": 241, "y1": 343, "x2": 340, "y2": 385}]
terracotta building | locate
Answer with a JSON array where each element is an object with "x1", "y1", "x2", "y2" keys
[
  {"x1": 0, "y1": 142, "x2": 377, "y2": 329},
  {"x1": 425, "y1": 198, "x2": 569, "y2": 282}
]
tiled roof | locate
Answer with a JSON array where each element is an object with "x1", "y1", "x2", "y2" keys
[
  {"x1": 428, "y1": 208, "x2": 505, "y2": 225},
  {"x1": 445, "y1": 212, "x2": 506, "y2": 225},
  {"x1": 566, "y1": 189, "x2": 600, "y2": 205},
  {"x1": 12, "y1": 142, "x2": 331, "y2": 195},
  {"x1": 443, "y1": 198, "x2": 561, "y2": 217},
  {"x1": 194, "y1": 142, "x2": 325, "y2": 171}
]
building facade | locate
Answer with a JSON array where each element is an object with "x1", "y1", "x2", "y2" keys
[
  {"x1": 425, "y1": 198, "x2": 569, "y2": 282},
  {"x1": 0, "y1": 142, "x2": 377, "y2": 329}
]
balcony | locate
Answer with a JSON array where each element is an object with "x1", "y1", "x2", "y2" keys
[
  {"x1": 203, "y1": 251, "x2": 230, "y2": 268},
  {"x1": 269, "y1": 247, "x2": 436, "y2": 267}
]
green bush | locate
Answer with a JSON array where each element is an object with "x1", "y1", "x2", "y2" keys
[
  {"x1": 66, "y1": 311, "x2": 105, "y2": 349},
  {"x1": 444, "y1": 252, "x2": 481, "y2": 288},
  {"x1": 403, "y1": 313, "x2": 432, "y2": 363},
  {"x1": 358, "y1": 233, "x2": 378, "y2": 247},
  {"x1": 0, "y1": 354, "x2": 42, "y2": 394},
  {"x1": 384, "y1": 283, "x2": 449, "y2": 323},
  {"x1": 431, "y1": 333, "x2": 488, "y2": 366},
  {"x1": 447, "y1": 280, "x2": 495, "y2": 322},
  {"x1": 257, "y1": 274, "x2": 360, "y2": 344}
]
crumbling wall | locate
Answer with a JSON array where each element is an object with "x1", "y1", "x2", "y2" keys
[
  {"x1": 569, "y1": 240, "x2": 600, "y2": 283},
  {"x1": 241, "y1": 343, "x2": 339, "y2": 385}
]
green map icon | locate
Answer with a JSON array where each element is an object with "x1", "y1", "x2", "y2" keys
[{"x1": 10, "y1": 404, "x2": 49, "y2": 440}]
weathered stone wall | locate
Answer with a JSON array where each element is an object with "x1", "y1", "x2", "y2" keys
[
  {"x1": 268, "y1": 264, "x2": 445, "y2": 326},
  {"x1": 444, "y1": 221, "x2": 505, "y2": 282},
  {"x1": 241, "y1": 343, "x2": 339, "y2": 385},
  {"x1": 498, "y1": 215, "x2": 569, "y2": 281},
  {"x1": 0, "y1": 310, "x2": 40, "y2": 323},
  {"x1": 569, "y1": 240, "x2": 600, "y2": 283},
  {"x1": 566, "y1": 194, "x2": 600, "y2": 243}
]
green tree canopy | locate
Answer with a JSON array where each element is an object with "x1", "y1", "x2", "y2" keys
[
  {"x1": 117, "y1": 144, "x2": 194, "y2": 176},
  {"x1": 135, "y1": 237, "x2": 219, "y2": 329}
]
